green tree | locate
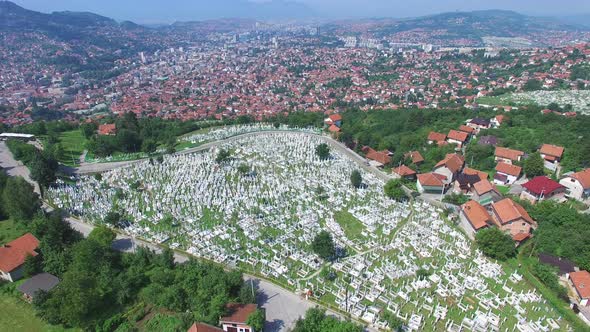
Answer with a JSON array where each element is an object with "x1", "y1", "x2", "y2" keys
[
  {"x1": 293, "y1": 308, "x2": 363, "y2": 332},
  {"x1": 239, "y1": 282, "x2": 257, "y2": 304},
  {"x1": 216, "y1": 149, "x2": 232, "y2": 164},
  {"x1": 23, "y1": 253, "x2": 43, "y2": 277},
  {"x1": 381, "y1": 311, "x2": 404, "y2": 332},
  {"x1": 88, "y1": 226, "x2": 116, "y2": 247},
  {"x1": 2, "y1": 177, "x2": 40, "y2": 222},
  {"x1": 523, "y1": 79, "x2": 542, "y2": 91},
  {"x1": 312, "y1": 231, "x2": 335, "y2": 261},
  {"x1": 524, "y1": 152, "x2": 545, "y2": 177},
  {"x1": 350, "y1": 170, "x2": 362, "y2": 188},
  {"x1": 237, "y1": 163, "x2": 251, "y2": 175},
  {"x1": 384, "y1": 179, "x2": 406, "y2": 201},
  {"x1": 475, "y1": 228, "x2": 515, "y2": 261},
  {"x1": 104, "y1": 211, "x2": 121, "y2": 226},
  {"x1": 246, "y1": 309, "x2": 265, "y2": 332},
  {"x1": 30, "y1": 153, "x2": 58, "y2": 189},
  {"x1": 81, "y1": 123, "x2": 98, "y2": 139},
  {"x1": 315, "y1": 143, "x2": 330, "y2": 161}
]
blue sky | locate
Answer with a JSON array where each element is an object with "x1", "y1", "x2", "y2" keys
[{"x1": 11, "y1": 0, "x2": 590, "y2": 23}]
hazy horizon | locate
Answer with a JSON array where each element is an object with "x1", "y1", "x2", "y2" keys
[{"x1": 9, "y1": 0, "x2": 590, "y2": 23}]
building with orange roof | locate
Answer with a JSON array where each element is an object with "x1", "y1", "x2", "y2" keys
[
  {"x1": 98, "y1": 123, "x2": 117, "y2": 136},
  {"x1": 458, "y1": 125, "x2": 475, "y2": 135},
  {"x1": 494, "y1": 162, "x2": 522, "y2": 185},
  {"x1": 220, "y1": 303, "x2": 258, "y2": 332},
  {"x1": 433, "y1": 153, "x2": 465, "y2": 184},
  {"x1": 363, "y1": 147, "x2": 391, "y2": 167},
  {"x1": 463, "y1": 167, "x2": 488, "y2": 181},
  {"x1": 473, "y1": 179, "x2": 502, "y2": 206},
  {"x1": 427, "y1": 131, "x2": 446, "y2": 145},
  {"x1": 494, "y1": 147, "x2": 524, "y2": 164},
  {"x1": 539, "y1": 144, "x2": 565, "y2": 171},
  {"x1": 490, "y1": 198, "x2": 536, "y2": 242},
  {"x1": 491, "y1": 115, "x2": 505, "y2": 128},
  {"x1": 392, "y1": 165, "x2": 417, "y2": 180},
  {"x1": 328, "y1": 124, "x2": 340, "y2": 133},
  {"x1": 447, "y1": 129, "x2": 470, "y2": 148},
  {"x1": 560, "y1": 168, "x2": 590, "y2": 201},
  {"x1": 404, "y1": 151, "x2": 424, "y2": 165},
  {"x1": 0, "y1": 233, "x2": 39, "y2": 282},
  {"x1": 187, "y1": 323, "x2": 223, "y2": 332},
  {"x1": 417, "y1": 173, "x2": 446, "y2": 194},
  {"x1": 568, "y1": 270, "x2": 590, "y2": 306},
  {"x1": 459, "y1": 200, "x2": 494, "y2": 239}
]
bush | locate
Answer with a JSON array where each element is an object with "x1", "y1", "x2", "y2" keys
[
  {"x1": 475, "y1": 228, "x2": 515, "y2": 261},
  {"x1": 384, "y1": 179, "x2": 406, "y2": 201}
]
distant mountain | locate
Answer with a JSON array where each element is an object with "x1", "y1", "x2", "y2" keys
[
  {"x1": 556, "y1": 14, "x2": 590, "y2": 28},
  {"x1": 0, "y1": 1, "x2": 150, "y2": 37},
  {"x1": 368, "y1": 10, "x2": 588, "y2": 41}
]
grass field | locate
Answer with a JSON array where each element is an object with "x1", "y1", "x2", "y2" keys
[
  {"x1": 334, "y1": 210, "x2": 365, "y2": 241},
  {"x1": 40, "y1": 130, "x2": 88, "y2": 167},
  {"x1": 0, "y1": 289, "x2": 77, "y2": 332},
  {"x1": 0, "y1": 219, "x2": 27, "y2": 244},
  {"x1": 497, "y1": 185, "x2": 510, "y2": 195}
]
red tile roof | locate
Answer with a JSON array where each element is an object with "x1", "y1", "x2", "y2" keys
[
  {"x1": 461, "y1": 200, "x2": 492, "y2": 230},
  {"x1": 98, "y1": 123, "x2": 116, "y2": 136},
  {"x1": 491, "y1": 198, "x2": 534, "y2": 225},
  {"x1": 427, "y1": 131, "x2": 447, "y2": 142},
  {"x1": 522, "y1": 176, "x2": 565, "y2": 196},
  {"x1": 435, "y1": 154, "x2": 465, "y2": 173},
  {"x1": 393, "y1": 165, "x2": 416, "y2": 177},
  {"x1": 473, "y1": 179, "x2": 500, "y2": 196},
  {"x1": 365, "y1": 148, "x2": 391, "y2": 165},
  {"x1": 220, "y1": 303, "x2": 257, "y2": 324},
  {"x1": 464, "y1": 167, "x2": 488, "y2": 181},
  {"x1": 0, "y1": 233, "x2": 39, "y2": 273},
  {"x1": 328, "y1": 114, "x2": 342, "y2": 122},
  {"x1": 495, "y1": 147, "x2": 524, "y2": 161},
  {"x1": 405, "y1": 151, "x2": 424, "y2": 164},
  {"x1": 495, "y1": 162, "x2": 522, "y2": 177},
  {"x1": 569, "y1": 168, "x2": 590, "y2": 189},
  {"x1": 417, "y1": 173, "x2": 445, "y2": 187},
  {"x1": 539, "y1": 144, "x2": 564, "y2": 158},
  {"x1": 447, "y1": 130, "x2": 469, "y2": 142},
  {"x1": 570, "y1": 270, "x2": 590, "y2": 299},
  {"x1": 188, "y1": 323, "x2": 223, "y2": 332},
  {"x1": 328, "y1": 124, "x2": 340, "y2": 132},
  {"x1": 458, "y1": 125, "x2": 475, "y2": 134}
]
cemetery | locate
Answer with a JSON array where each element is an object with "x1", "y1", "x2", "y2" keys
[{"x1": 47, "y1": 130, "x2": 569, "y2": 331}]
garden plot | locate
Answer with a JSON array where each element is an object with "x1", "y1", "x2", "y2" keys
[{"x1": 48, "y1": 132, "x2": 569, "y2": 331}]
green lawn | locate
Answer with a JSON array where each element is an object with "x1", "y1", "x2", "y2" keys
[
  {"x1": 0, "y1": 289, "x2": 77, "y2": 332},
  {"x1": 41, "y1": 130, "x2": 88, "y2": 167},
  {"x1": 334, "y1": 210, "x2": 365, "y2": 240},
  {"x1": 0, "y1": 219, "x2": 27, "y2": 244},
  {"x1": 497, "y1": 185, "x2": 510, "y2": 195}
]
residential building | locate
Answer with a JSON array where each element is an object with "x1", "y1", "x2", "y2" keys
[
  {"x1": 98, "y1": 123, "x2": 117, "y2": 136},
  {"x1": 568, "y1": 270, "x2": 590, "y2": 306},
  {"x1": 494, "y1": 147, "x2": 524, "y2": 164},
  {"x1": 324, "y1": 114, "x2": 342, "y2": 127},
  {"x1": 490, "y1": 198, "x2": 536, "y2": 243},
  {"x1": 458, "y1": 125, "x2": 475, "y2": 136},
  {"x1": 17, "y1": 273, "x2": 60, "y2": 302},
  {"x1": 427, "y1": 131, "x2": 446, "y2": 145},
  {"x1": 467, "y1": 117, "x2": 491, "y2": 133},
  {"x1": 560, "y1": 168, "x2": 590, "y2": 200},
  {"x1": 220, "y1": 303, "x2": 258, "y2": 332},
  {"x1": 392, "y1": 165, "x2": 417, "y2": 180},
  {"x1": 539, "y1": 144, "x2": 564, "y2": 171},
  {"x1": 494, "y1": 162, "x2": 522, "y2": 185},
  {"x1": 463, "y1": 167, "x2": 489, "y2": 181},
  {"x1": 520, "y1": 176, "x2": 566, "y2": 204},
  {"x1": 490, "y1": 115, "x2": 505, "y2": 128},
  {"x1": 362, "y1": 146, "x2": 391, "y2": 167},
  {"x1": 433, "y1": 153, "x2": 465, "y2": 184},
  {"x1": 459, "y1": 200, "x2": 494, "y2": 239},
  {"x1": 0, "y1": 233, "x2": 40, "y2": 282},
  {"x1": 188, "y1": 323, "x2": 224, "y2": 332},
  {"x1": 478, "y1": 135, "x2": 498, "y2": 146},
  {"x1": 447, "y1": 129, "x2": 469, "y2": 148},
  {"x1": 404, "y1": 151, "x2": 424, "y2": 165},
  {"x1": 454, "y1": 173, "x2": 481, "y2": 194},
  {"x1": 417, "y1": 173, "x2": 446, "y2": 194},
  {"x1": 473, "y1": 179, "x2": 502, "y2": 206}
]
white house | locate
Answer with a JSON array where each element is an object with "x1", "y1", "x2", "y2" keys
[{"x1": 559, "y1": 169, "x2": 590, "y2": 201}]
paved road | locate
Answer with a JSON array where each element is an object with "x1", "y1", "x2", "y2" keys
[{"x1": 0, "y1": 141, "x2": 40, "y2": 194}]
